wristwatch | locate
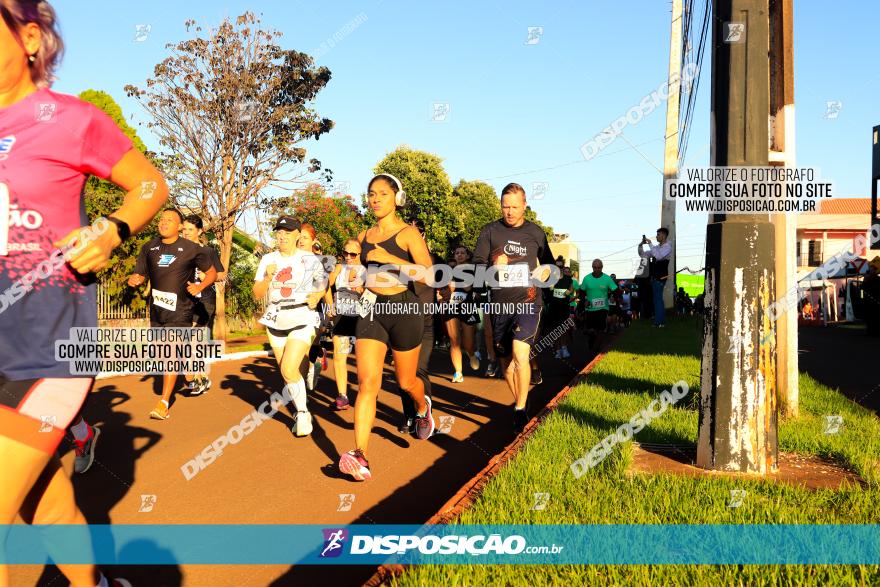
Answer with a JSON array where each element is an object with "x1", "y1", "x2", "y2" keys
[{"x1": 106, "y1": 216, "x2": 131, "y2": 243}]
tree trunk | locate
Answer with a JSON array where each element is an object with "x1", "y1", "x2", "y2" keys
[{"x1": 214, "y1": 221, "x2": 235, "y2": 342}]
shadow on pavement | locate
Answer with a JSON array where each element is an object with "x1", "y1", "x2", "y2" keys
[
  {"x1": 36, "y1": 387, "x2": 171, "y2": 586},
  {"x1": 268, "y1": 337, "x2": 592, "y2": 586}
]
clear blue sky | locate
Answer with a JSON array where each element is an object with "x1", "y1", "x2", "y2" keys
[{"x1": 53, "y1": 0, "x2": 879, "y2": 275}]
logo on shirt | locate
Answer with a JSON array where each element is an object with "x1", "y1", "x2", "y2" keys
[
  {"x1": 0, "y1": 136, "x2": 15, "y2": 160},
  {"x1": 275, "y1": 266, "x2": 295, "y2": 297},
  {"x1": 8, "y1": 204, "x2": 43, "y2": 230},
  {"x1": 503, "y1": 241, "x2": 528, "y2": 257},
  {"x1": 157, "y1": 254, "x2": 177, "y2": 267}
]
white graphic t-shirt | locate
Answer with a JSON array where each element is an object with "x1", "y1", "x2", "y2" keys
[{"x1": 255, "y1": 249, "x2": 327, "y2": 329}]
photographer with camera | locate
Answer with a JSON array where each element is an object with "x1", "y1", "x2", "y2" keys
[{"x1": 637, "y1": 228, "x2": 672, "y2": 328}]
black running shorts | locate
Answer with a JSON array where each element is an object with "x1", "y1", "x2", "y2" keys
[
  {"x1": 490, "y1": 302, "x2": 542, "y2": 358},
  {"x1": 355, "y1": 290, "x2": 424, "y2": 352}
]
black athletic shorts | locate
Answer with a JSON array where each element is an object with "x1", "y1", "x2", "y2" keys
[
  {"x1": 333, "y1": 315, "x2": 358, "y2": 338},
  {"x1": 150, "y1": 303, "x2": 193, "y2": 328},
  {"x1": 490, "y1": 302, "x2": 542, "y2": 358},
  {"x1": 193, "y1": 300, "x2": 215, "y2": 331},
  {"x1": 356, "y1": 289, "x2": 424, "y2": 352},
  {"x1": 441, "y1": 290, "x2": 479, "y2": 325},
  {"x1": 584, "y1": 310, "x2": 608, "y2": 332}
]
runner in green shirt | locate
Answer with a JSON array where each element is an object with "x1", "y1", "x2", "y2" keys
[{"x1": 578, "y1": 259, "x2": 617, "y2": 354}]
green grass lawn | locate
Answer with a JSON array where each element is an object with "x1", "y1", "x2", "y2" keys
[
  {"x1": 225, "y1": 342, "x2": 271, "y2": 353},
  {"x1": 227, "y1": 328, "x2": 266, "y2": 339},
  {"x1": 225, "y1": 328, "x2": 270, "y2": 353},
  {"x1": 392, "y1": 318, "x2": 880, "y2": 586}
]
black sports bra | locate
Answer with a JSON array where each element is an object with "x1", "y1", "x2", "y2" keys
[{"x1": 359, "y1": 226, "x2": 413, "y2": 268}]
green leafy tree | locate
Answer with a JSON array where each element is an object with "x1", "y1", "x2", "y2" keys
[
  {"x1": 225, "y1": 240, "x2": 260, "y2": 320},
  {"x1": 524, "y1": 206, "x2": 554, "y2": 242},
  {"x1": 450, "y1": 180, "x2": 500, "y2": 251},
  {"x1": 373, "y1": 146, "x2": 458, "y2": 258},
  {"x1": 449, "y1": 178, "x2": 554, "y2": 250},
  {"x1": 266, "y1": 183, "x2": 368, "y2": 257},
  {"x1": 78, "y1": 90, "x2": 156, "y2": 313},
  {"x1": 124, "y1": 12, "x2": 334, "y2": 339}
]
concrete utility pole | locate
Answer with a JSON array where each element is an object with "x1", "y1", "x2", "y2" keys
[
  {"x1": 872, "y1": 124, "x2": 880, "y2": 250},
  {"x1": 697, "y1": 0, "x2": 778, "y2": 474},
  {"x1": 769, "y1": 0, "x2": 798, "y2": 418},
  {"x1": 660, "y1": 0, "x2": 683, "y2": 308}
]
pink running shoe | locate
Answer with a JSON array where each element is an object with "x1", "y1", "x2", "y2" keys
[{"x1": 339, "y1": 449, "x2": 371, "y2": 481}]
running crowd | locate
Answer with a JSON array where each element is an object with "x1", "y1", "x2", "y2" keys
[{"x1": 0, "y1": 3, "x2": 674, "y2": 585}]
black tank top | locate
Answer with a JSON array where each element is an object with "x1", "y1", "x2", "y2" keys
[
  {"x1": 360, "y1": 226, "x2": 413, "y2": 268},
  {"x1": 360, "y1": 226, "x2": 414, "y2": 291}
]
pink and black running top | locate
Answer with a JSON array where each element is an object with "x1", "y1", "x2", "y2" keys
[{"x1": 0, "y1": 89, "x2": 132, "y2": 380}]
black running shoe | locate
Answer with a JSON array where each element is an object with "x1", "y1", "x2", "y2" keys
[
  {"x1": 513, "y1": 407, "x2": 529, "y2": 433},
  {"x1": 485, "y1": 360, "x2": 498, "y2": 378},
  {"x1": 397, "y1": 417, "x2": 414, "y2": 435},
  {"x1": 530, "y1": 369, "x2": 543, "y2": 386}
]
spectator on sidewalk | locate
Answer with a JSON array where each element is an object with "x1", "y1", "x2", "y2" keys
[
  {"x1": 638, "y1": 228, "x2": 672, "y2": 328},
  {"x1": 675, "y1": 287, "x2": 693, "y2": 316}
]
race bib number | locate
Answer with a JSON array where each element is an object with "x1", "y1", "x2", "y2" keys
[
  {"x1": 152, "y1": 289, "x2": 178, "y2": 312},
  {"x1": 451, "y1": 291, "x2": 467, "y2": 305},
  {"x1": 260, "y1": 303, "x2": 315, "y2": 330},
  {"x1": 0, "y1": 183, "x2": 8, "y2": 256},
  {"x1": 358, "y1": 290, "x2": 377, "y2": 318},
  {"x1": 552, "y1": 288, "x2": 568, "y2": 299},
  {"x1": 261, "y1": 305, "x2": 280, "y2": 327},
  {"x1": 335, "y1": 291, "x2": 360, "y2": 316},
  {"x1": 498, "y1": 264, "x2": 529, "y2": 288},
  {"x1": 590, "y1": 298, "x2": 606, "y2": 309}
]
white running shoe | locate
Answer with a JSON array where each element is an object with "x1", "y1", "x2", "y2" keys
[
  {"x1": 292, "y1": 411, "x2": 313, "y2": 437},
  {"x1": 468, "y1": 353, "x2": 480, "y2": 371}
]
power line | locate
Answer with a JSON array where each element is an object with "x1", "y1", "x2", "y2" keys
[
  {"x1": 678, "y1": 0, "x2": 711, "y2": 167},
  {"x1": 477, "y1": 137, "x2": 665, "y2": 182}
]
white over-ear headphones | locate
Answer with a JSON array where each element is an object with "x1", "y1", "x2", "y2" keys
[{"x1": 370, "y1": 174, "x2": 407, "y2": 208}]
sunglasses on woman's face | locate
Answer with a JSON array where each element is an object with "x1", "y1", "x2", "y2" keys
[{"x1": 343, "y1": 251, "x2": 358, "y2": 257}]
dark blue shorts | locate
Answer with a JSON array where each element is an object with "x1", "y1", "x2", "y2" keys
[{"x1": 490, "y1": 303, "x2": 542, "y2": 358}]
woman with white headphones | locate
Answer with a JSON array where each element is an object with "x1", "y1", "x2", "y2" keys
[{"x1": 337, "y1": 174, "x2": 435, "y2": 481}]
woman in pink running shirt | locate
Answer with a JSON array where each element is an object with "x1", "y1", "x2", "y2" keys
[{"x1": 0, "y1": 2, "x2": 167, "y2": 585}]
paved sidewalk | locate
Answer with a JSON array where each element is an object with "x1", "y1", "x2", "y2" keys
[{"x1": 13, "y1": 337, "x2": 591, "y2": 586}]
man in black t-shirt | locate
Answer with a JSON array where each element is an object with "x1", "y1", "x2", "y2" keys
[
  {"x1": 182, "y1": 214, "x2": 226, "y2": 395},
  {"x1": 129, "y1": 209, "x2": 217, "y2": 420},
  {"x1": 473, "y1": 183, "x2": 557, "y2": 433}
]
